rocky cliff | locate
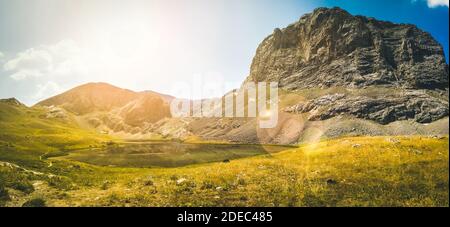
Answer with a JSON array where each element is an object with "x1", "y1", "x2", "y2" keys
[
  {"x1": 242, "y1": 7, "x2": 449, "y2": 125},
  {"x1": 246, "y1": 7, "x2": 448, "y2": 90}
]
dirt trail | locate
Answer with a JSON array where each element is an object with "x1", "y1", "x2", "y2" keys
[{"x1": 0, "y1": 161, "x2": 45, "y2": 175}]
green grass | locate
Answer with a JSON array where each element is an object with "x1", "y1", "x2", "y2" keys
[
  {"x1": 1, "y1": 135, "x2": 448, "y2": 207},
  {"x1": 0, "y1": 101, "x2": 448, "y2": 207},
  {"x1": 0, "y1": 102, "x2": 113, "y2": 163}
]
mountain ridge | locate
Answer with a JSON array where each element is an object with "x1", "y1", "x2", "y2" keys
[
  {"x1": 245, "y1": 7, "x2": 448, "y2": 90},
  {"x1": 11, "y1": 7, "x2": 450, "y2": 143},
  {"x1": 34, "y1": 82, "x2": 172, "y2": 134},
  {"x1": 36, "y1": 82, "x2": 143, "y2": 114}
]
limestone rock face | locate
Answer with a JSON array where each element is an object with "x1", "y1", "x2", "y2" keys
[
  {"x1": 247, "y1": 7, "x2": 449, "y2": 125},
  {"x1": 285, "y1": 91, "x2": 449, "y2": 124},
  {"x1": 247, "y1": 7, "x2": 448, "y2": 90}
]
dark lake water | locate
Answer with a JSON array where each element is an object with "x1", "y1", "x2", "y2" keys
[{"x1": 63, "y1": 142, "x2": 293, "y2": 168}]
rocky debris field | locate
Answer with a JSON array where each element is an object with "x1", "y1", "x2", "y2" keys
[{"x1": 285, "y1": 90, "x2": 449, "y2": 124}]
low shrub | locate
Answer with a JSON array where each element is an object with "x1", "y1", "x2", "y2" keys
[{"x1": 22, "y1": 198, "x2": 46, "y2": 207}]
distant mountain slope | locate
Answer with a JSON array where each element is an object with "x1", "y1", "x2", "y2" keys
[
  {"x1": 118, "y1": 94, "x2": 170, "y2": 127},
  {"x1": 36, "y1": 83, "x2": 141, "y2": 115},
  {"x1": 35, "y1": 83, "x2": 171, "y2": 135},
  {"x1": 0, "y1": 98, "x2": 109, "y2": 152}
]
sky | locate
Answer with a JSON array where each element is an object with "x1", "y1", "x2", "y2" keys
[{"x1": 0, "y1": 0, "x2": 448, "y2": 106}]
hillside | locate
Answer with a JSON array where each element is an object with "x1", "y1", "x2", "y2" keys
[
  {"x1": 1, "y1": 98, "x2": 448, "y2": 207},
  {"x1": 36, "y1": 83, "x2": 141, "y2": 115},
  {"x1": 1, "y1": 135, "x2": 448, "y2": 207},
  {"x1": 0, "y1": 98, "x2": 111, "y2": 165},
  {"x1": 36, "y1": 83, "x2": 172, "y2": 136}
]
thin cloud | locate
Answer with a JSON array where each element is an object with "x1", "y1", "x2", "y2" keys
[
  {"x1": 428, "y1": 0, "x2": 449, "y2": 7},
  {"x1": 412, "y1": 0, "x2": 449, "y2": 7},
  {"x1": 10, "y1": 70, "x2": 43, "y2": 80},
  {"x1": 3, "y1": 40, "x2": 83, "y2": 80},
  {"x1": 32, "y1": 81, "x2": 62, "y2": 101}
]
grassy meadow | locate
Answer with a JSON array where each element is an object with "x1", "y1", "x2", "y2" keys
[
  {"x1": 1, "y1": 99, "x2": 449, "y2": 207},
  {"x1": 1, "y1": 134, "x2": 448, "y2": 207}
]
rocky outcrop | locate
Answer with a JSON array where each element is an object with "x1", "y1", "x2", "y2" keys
[
  {"x1": 246, "y1": 7, "x2": 449, "y2": 126},
  {"x1": 0, "y1": 98, "x2": 25, "y2": 107},
  {"x1": 285, "y1": 90, "x2": 449, "y2": 124},
  {"x1": 119, "y1": 94, "x2": 171, "y2": 127},
  {"x1": 246, "y1": 7, "x2": 448, "y2": 90},
  {"x1": 43, "y1": 106, "x2": 68, "y2": 119}
]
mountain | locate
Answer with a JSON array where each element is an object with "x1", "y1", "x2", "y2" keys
[
  {"x1": 31, "y1": 7, "x2": 449, "y2": 143},
  {"x1": 153, "y1": 7, "x2": 448, "y2": 144},
  {"x1": 37, "y1": 82, "x2": 142, "y2": 115},
  {"x1": 246, "y1": 7, "x2": 448, "y2": 90},
  {"x1": 36, "y1": 82, "x2": 171, "y2": 135},
  {"x1": 242, "y1": 7, "x2": 448, "y2": 125}
]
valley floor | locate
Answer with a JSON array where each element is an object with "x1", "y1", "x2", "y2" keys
[{"x1": 1, "y1": 135, "x2": 448, "y2": 207}]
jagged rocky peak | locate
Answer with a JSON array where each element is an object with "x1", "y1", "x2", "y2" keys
[{"x1": 247, "y1": 7, "x2": 448, "y2": 90}]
